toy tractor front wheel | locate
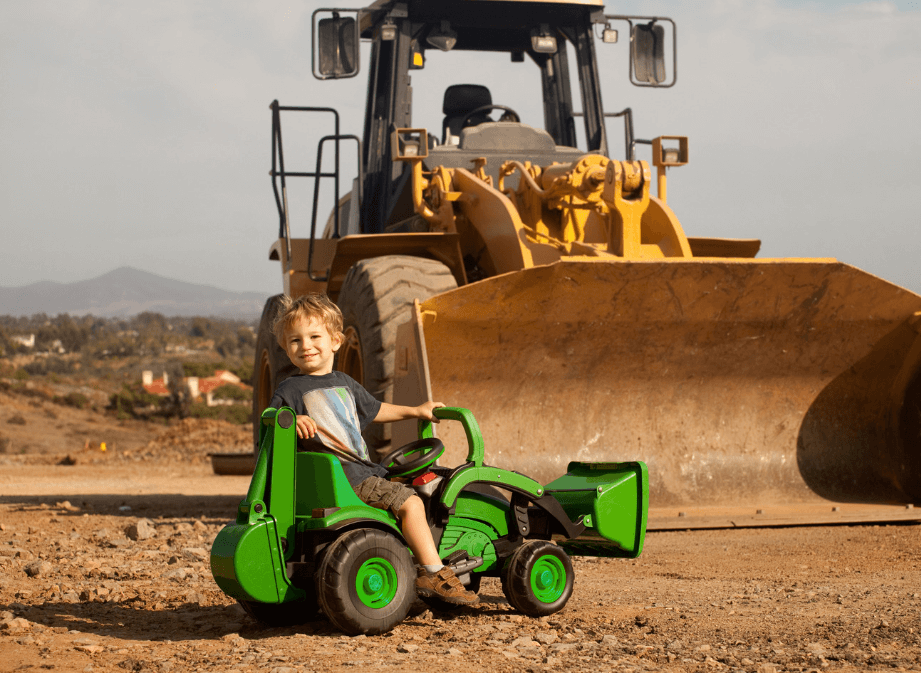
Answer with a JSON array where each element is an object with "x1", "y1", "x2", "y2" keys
[
  {"x1": 316, "y1": 528, "x2": 415, "y2": 635},
  {"x1": 503, "y1": 540, "x2": 574, "y2": 617}
]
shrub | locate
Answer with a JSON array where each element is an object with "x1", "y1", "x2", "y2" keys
[
  {"x1": 58, "y1": 392, "x2": 90, "y2": 409},
  {"x1": 188, "y1": 402, "x2": 250, "y2": 425},
  {"x1": 182, "y1": 362, "x2": 218, "y2": 378},
  {"x1": 212, "y1": 384, "x2": 251, "y2": 402}
]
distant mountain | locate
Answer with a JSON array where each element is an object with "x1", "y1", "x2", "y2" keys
[{"x1": 0, "y1": 267, "x2": 268, "y2": 319}]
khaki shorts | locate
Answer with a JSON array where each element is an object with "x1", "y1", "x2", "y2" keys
[{"x1": 353, "y1": 476, "x2": 415, "y2": 516}]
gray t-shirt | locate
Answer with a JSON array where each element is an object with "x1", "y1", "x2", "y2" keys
[{"x1": 268, "y1": 371, "x2": 386, "y2": 486}]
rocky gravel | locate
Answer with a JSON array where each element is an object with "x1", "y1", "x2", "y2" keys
[{"x1": 1, "y1": 493, "x2": 920, "y2": 673}]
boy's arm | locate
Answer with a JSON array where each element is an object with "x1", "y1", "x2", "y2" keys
[{"x1": 373, "y1": 400, "x2": 444, "y2": 424}]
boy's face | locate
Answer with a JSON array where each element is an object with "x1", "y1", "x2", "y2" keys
[{"x1": 283, "y1": 316, "x2": 342, "y2": 376}]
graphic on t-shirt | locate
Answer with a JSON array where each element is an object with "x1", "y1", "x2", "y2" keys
[{"x1": 301, "y1": 387, "x2": 370, "y2": 461}]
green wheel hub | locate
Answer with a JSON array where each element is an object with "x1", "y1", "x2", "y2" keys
[
  {"x1": 530, "y1": 555, "x2": 567, "y2": 603},
  {"x1": 355, "y1": 558, "x2": 398, "y2": 608}
]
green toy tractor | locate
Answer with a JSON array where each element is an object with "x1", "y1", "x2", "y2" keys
[{"x1": 211, "y1": 406, "x2": 648, "y2": 635}]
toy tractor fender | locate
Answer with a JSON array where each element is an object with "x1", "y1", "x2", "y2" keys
[{"x1": 420, "y1": 408, "x2": 586, "y2": 541}]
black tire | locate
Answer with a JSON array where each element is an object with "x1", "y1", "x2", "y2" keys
[
  {"x1": 315, "y1": 529, "x2": 415, "y2": 635},
  {"x1": 336, "y1": 256, "x2": 457, "y2": 458},
  {"x1": 503, "y1": 540, "x2": 574, "y2": 617},
  {"x1": 238, "y1": 597, "x2": 319, "y2": 628},
  {"x1": 252, "y1": 295, "x2": 298, "y2": 450}
]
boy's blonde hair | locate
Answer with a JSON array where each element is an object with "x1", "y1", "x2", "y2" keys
[{"x1": 273, "y1": 293, "x2": 344, "y2": 347}]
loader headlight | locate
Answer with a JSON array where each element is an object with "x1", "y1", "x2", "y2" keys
[
  {"x1": 426, "y1": 21, "x2": 457, "y2": 52},
  {"x1": 531, "y1": 25, "x2": 557, "y2": 54}
]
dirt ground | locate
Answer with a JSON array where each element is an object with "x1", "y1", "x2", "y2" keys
[{"x1": 2, "y1": 394, "x2": 921, "y2": 673}]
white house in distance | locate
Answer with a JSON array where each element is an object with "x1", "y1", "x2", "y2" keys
[
  {"x1": 142, "y1": 369, "x2": 251, "y2": 406},
  {"x1": 12, "y1": 334, "x2": 35, "y2": 348}
]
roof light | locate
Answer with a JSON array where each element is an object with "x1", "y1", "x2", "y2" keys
[
  {"x1": 531, "y1": 25, "x2": 557, "y2": 54},
  {"x1": 426, "y1": 21, "x2": 457, "y2": 52}
]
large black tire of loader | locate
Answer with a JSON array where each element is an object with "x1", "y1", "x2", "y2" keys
[
  {"x1": 336, "y1": 255, "x2": 458, "y2": 458},
  {"x1": 252, "y1": 294, "x2": 299, "y2": 450}
]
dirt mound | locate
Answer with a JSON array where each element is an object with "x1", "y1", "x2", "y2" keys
[{"x1": 141, "y1": 418, "x2": 252, "y2": 463}]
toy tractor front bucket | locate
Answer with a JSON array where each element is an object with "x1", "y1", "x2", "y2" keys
[
  {"x1": 210, "y1": 408, "x2": 306, "y2": 604},
  {"x1": 544, "y1": 461, "x2": 648, "y2": 558}
]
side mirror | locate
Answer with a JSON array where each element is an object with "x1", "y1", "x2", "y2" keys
[
  {"x1": 632, "y1": 22, "x2": 666, "y2": 84},
  {"x1": 604, "y1": 15, "x2": 677, "y2": 88},
  {"x1": 313, "y1": 10, "x2": 360, "y2": 80}
]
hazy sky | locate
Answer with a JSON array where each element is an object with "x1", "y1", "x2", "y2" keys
[{"x1": 1, "y1": 0, "x2": 919, "y2": 298}]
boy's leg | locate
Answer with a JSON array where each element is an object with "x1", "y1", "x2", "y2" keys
[
  {"x1": 396, "y1": 495, "x2": 478, "y2": 605},
  {"x1": 396, "y1": 495, "x2": 440, "y2": 566},
  {"x1": 353, "y1": 477, "x2": 478, "y2": 605}
]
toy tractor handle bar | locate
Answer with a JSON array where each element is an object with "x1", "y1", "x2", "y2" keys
[{"x1": 417, "y1": 406, "x2": 485, "y2": 467}]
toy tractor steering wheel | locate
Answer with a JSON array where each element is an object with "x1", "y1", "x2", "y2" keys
[
  {"x1": 380, "y1": 438, "x2": 445, "y2": 479},
  {"x1": 461, "y1": 104, "x2": 521, "y2": 127}
]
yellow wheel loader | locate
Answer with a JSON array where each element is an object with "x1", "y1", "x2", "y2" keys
[{"x1": 252, "y1": 0, "x2": 921, "y2": 528}]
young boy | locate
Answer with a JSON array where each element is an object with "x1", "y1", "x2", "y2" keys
[{"x1": 268, "y1": 293, "x2": 477, "y2": 605}]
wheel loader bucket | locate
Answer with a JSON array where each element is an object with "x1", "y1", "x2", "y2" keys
[{"x1": 393, "y1": 259, "x2": 921, "y2": 524}]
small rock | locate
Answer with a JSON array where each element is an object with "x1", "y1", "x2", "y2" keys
[
  {"x1": 125, "y1": 519, "x2": 156, "y2": 541},
  {"x1": 667, "y1": 639, "x2": 684, "y2": 651},
  {"x1": 192, "y1": 520, "x2": 207, "y2": 531},
  {"x1": 268, "y1": 667, "x2": 297, "y2": 673},
  {"x1": 806, "y1": 642, "x2": 826, "y2": 656},
  {"x1": 534, "y1": 632, "x2": 558, "y2": 645},
  {"x1": 758, "y1": 664, "x2": 779, "y2": 673},
  {"x1": 24, "y1": 560, "x2": 52, "y2": 577},
  {"x1": 164, "y1": 568, "x2": 188, "y2": 580},
  {"x1": 446, "y1": 648, "x2": 463, "y2": 656},
  {"x1": 510, "y1": 636, "x2": 538, "y2": 648},
  {"x1": 550, "y1": 643, "x2": 577, "y2": 653},
  {"x1": 56, "y1": 501, "x2": 79, "y2": 512},
  {"x1": 397, "y1": 643, "x2": 419, "y2": 653},
  {"x1": 0, "y1": 617, "x2": 31, "y2": 633},
  {"x1": 600, "y1": 634, "x2": 618, "y2": 646},
  {"x1": 181, "y1": 547, "x2": 208, "y2": 562}
]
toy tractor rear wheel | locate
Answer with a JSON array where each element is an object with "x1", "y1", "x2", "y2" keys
[
  {"x1": 315, "y1": 528, "x2": 415, "y2": 635},
  {"x1": 503, "y1": 540, "x2": 574, "y2": 617}
]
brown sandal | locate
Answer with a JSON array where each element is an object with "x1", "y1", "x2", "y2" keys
[{"x1": 415, "y1": 566, "x2": 479, "y2": 605}]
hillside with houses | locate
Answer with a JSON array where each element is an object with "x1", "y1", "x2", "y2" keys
[{"x1": 0, "y1": 312, "x2": 258, "y2": 436}]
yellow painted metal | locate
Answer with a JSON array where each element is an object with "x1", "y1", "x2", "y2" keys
[
  {"x1": 396, "y1": 260, "x2": 921, "y2": 511},
  {"x1": 402, "y1": 147, "x2": 694, "y2": 267},
  {"x1": 385, "y1": 142, "x2": 921, "y2": 520}
]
